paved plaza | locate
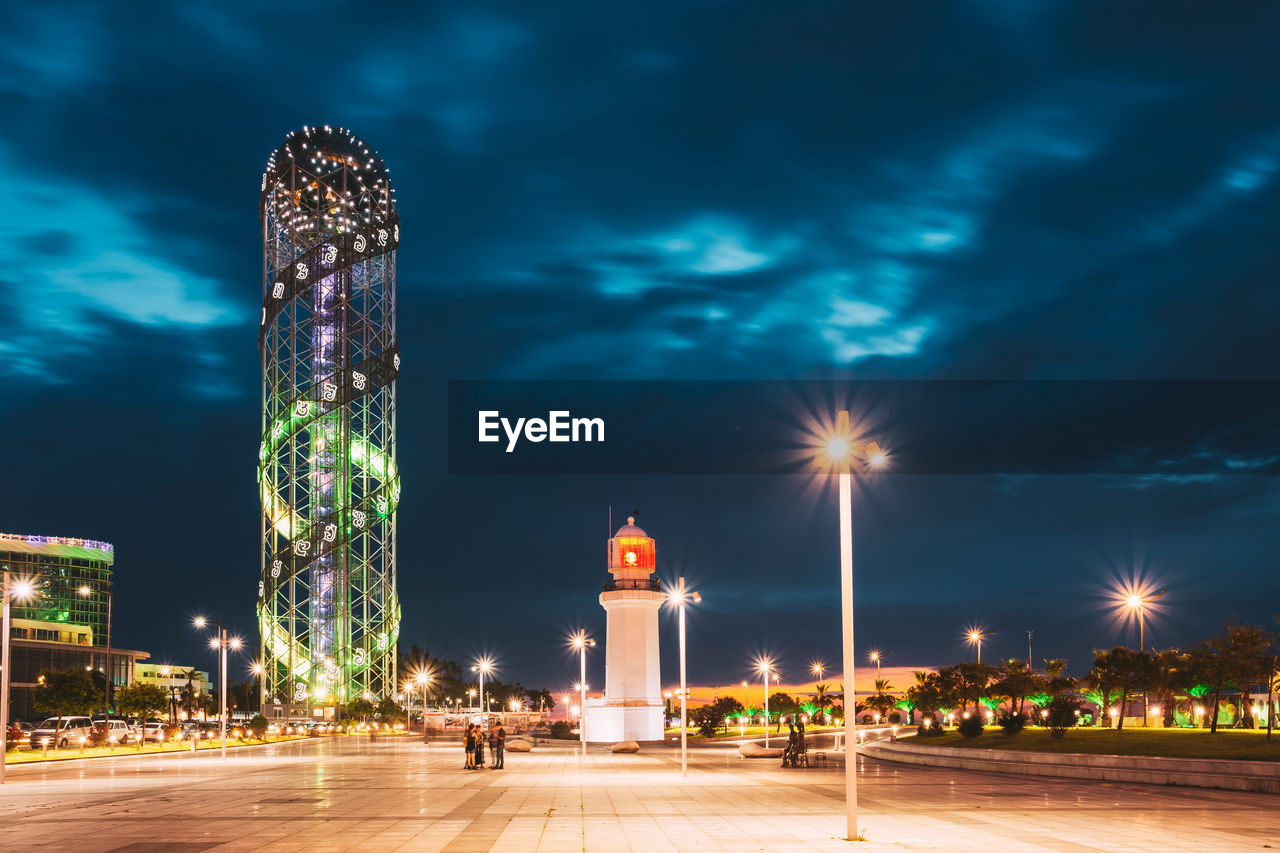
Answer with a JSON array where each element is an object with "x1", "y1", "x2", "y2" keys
[{"x1": 1, "y1": 735, "x2": 1278, "y2": 852}]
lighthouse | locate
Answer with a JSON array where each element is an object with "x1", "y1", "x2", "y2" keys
[{"x1": 585, "y1": 515, "x2": 664, "y2": 743}]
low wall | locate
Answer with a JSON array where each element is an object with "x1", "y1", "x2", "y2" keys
[{"x1": 862, "y1": 740, "x2": 1280, "y2": 794}]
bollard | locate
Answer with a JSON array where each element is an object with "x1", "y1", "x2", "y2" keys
[
  {"x1": 190, "y1": 733, "x2": 197, "y2": 753},
  {"x1": 42, "y1": 740, "x2": 49, "y2": 758}
]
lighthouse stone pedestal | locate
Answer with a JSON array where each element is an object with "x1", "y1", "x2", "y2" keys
[{"x1": 584, "y1": 516, "x2": 665, "y2": 744}]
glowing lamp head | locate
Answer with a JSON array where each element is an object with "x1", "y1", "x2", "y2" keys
[
  {"x1": 1127, "y1": 594, "x2": 1143, "y2": 609},
  {"x1": 208, "y1": 637, "x2": 221, "y2": 650},
  {"x1": 193, "y1": 616, "x2": 207, "y2": 629},
  {"x1": 229, "y1": 636, "x2": 243, "y2": 651},
  {"x1": 624, "y1": 550, "x2": 637, "y2": 565},
  {"x1": 78, "y1": 585, "x2": 92, "y2": 597},
  {"x1": 10, "y1": 577, "x2": 37, "y2": 602},
  {"x1": 825, "y1": 436, "x2": 851, "y2": 462}
]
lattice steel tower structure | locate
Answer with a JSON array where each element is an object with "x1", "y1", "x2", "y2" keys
[{"x1": 257, "y1": 126, "x2": 401, "y2": 717}]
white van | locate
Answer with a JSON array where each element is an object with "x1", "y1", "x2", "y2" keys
[{"x1": 31, "y1": 716, "x2": 94, "y2": 748}]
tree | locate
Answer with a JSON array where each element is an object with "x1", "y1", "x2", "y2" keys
[
  {"x1": 768, "y1": 692, "x2": 798, "y2": 726},
  {"x1": 1084, "y1": 649, "x2": 1139, "y2": 728},
  {"x1": 344, "y1": 697, "x2": 376, "y2": 722},
  {"x1": 1217, "y1": 623, "x2": 1275, "y2": 729},
  {"x1": 1043, "y1": 659, "x2": 1075, "y2": 698},
  {"x1": 248, "y1": 714, "x2": 270, "y2": 740},
  {"x1": 376, "y1": 696, "x2": 405, "y2": 723},
  {"x1": 115, "y1": 683, "x2": 169, "y2": 749},
  {"x1": 1044, "y1": 695, "x2": 1081, "y2": 740},
  {"x1": 1192, "y1": 623, "x2": 1274, "y2": 733},
  {"x1": 813, "y1": 683, "x2": 835, "y2": 722},
  {"x1": 947, "y1": 662, "x2": 996, "y2": 715},
  {"x1": 866, "y1": 679, "x2": 897, "y2": 721},
  {"x1": 990, "y1": 659, "x2": 1044, "y2": 717},
  {"x1": 33, "y1": 668, "x2": 98, "y2": 739},
  {"x1": 906, "y1": 671, "x2": 943, "y2": 722},
  {"x1": 1148, "y1": 649, "x2": 1192, "y2": 728}
]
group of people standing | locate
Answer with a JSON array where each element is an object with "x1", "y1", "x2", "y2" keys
[{"x1": 463, "y1": 722, "x2": 505, "y2": 769}]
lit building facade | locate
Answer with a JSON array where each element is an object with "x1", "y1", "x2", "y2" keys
[
  {"x1": 1, "y1": 532, "x2": 112, "y2": 645},
  {"x1": 585, "y1": 516, "x2": 664, "y2": 743},
  {"x1": 257, "y1": 126, "x2": 401, "y2": 719}
]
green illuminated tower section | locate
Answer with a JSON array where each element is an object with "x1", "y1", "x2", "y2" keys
[{"x1": 258, "y1": 126, "x2": 401, "y2": 717}]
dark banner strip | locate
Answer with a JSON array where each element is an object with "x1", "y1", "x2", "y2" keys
[{"x1": 446, "y1": 380, "x2": 1280, "y2": 476}]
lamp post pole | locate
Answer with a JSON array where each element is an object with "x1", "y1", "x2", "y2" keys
[
  {"x1": 813, "y1": 408, "x2": 882, "y2": 842},
  {"x1": 220, "y1": 628, "x2": 228, "y2": 759},
  {"x1": 838, "y1": 466, "x2": 856, "y2": 838},
  {"x1": 759, "y1": 664, "x2": 771, "y2": 748},
  {"x1": 1, "y1": 572, "x2": 12, "y2": 785},
  {"x1": 579, "y1": 649, "x2": 587, "y2": 759},
  {"x1": 570, "y1": 631, "x2": 594, "y2": 760},
  {"x1": 670, "y1": 577, "x2": 699, "y2": 777},
  {"x1": 105, "y1": 587, "x2": 113, "y2": 715}
]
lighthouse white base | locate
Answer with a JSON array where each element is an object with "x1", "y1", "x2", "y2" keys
[{"x1": 583, "y1": 699, "x2": 664, "y2": 744}]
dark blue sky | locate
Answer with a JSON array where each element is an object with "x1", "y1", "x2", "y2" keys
[{"x1": 2, "y1": 2, "x2": 1278, "y2": 692}]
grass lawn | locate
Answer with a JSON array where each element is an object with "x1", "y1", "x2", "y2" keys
[
  {"x1": 900, "y1": 727, "x2": 1280, "y2": 762},
  {"x1": 5, "y1": 734, "x2": 315, "y2": 764}
]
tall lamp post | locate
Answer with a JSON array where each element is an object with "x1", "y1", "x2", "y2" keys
[
  {"x1": 668, "y1": 578, "x2": 700, "y2": 777},
  {"x1": 415, "y1": 670, "x2": 433, "y2": 743},
  {"x1": 195, "y1": 616, "x2": 241, "y2": 760},
  {"x1": 868, "y1": 650, "x2": 882, "y2": 682},
  {"x1": 472, "y1": 657, "x2": 494, "y2": 723},
  {"x1": 755, "y1": 658, "x2": 774, "y2": 747},
  {"x1": 1124, "y1": 588, "x2": 1165, "y2": 652},
  {"x1": 1, "y1": 573, "x2": 37, "y2": 785},
  {"x1": 570, "y1": 631, "x2": 595, "y2": 759},
  {"x1": 79, "y1": 583, "x2": 113, "y2": 714},
  {"x1": 813, "y1": 408, "x2": 884, "y2": 843},
  {"x1": 966, "y1": 628, "x2": 986, "y2": 664},
  {"x1": 811, "y1": 662, "x2": 827, "y2": 724}
]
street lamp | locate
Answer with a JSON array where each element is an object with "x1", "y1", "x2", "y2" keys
[
  {"x1": 1, "y1": 573, "x2": 37, "y2": 784},
  {"x1": 79, "y1": 583, "x2": 113, "y2": 715},
  {"x1": 667, "y1": 578, "x2": 700, "y2": 777},
  {"x1": 569, "y1": 631, "x2": 595, "y2": 759},
  {"x1": 868, "y1": 650, "x2": 883, "y2": 682},
  {"x1": 415, "y1": 669, "x2": 433, "y2": 743},
  {"x1": 966, "y1": 627, "x2": 986, "y2": 664},
  {"x1": 472, "y1": 657, "x2": 494, "y2": 723},
  {"x1": 754, "y1": 657, "x2": 774, "y2": 747},
  {"x1": 195, "y1": 616, "x2": 241, "y2": 760},
  {"x1": 1120, "y1": 586, "x2": 1165, "y2": 652},
  {"x1": 812, "y1": 408, "x2": 883, "y2": 842}
]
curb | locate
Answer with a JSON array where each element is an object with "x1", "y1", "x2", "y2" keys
[{"x1": 862, "y1": 740, "x2": 1280, "y2": 794}]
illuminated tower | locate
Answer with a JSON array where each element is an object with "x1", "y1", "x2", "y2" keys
[
  {"x1": 257, "y1": 126, "x2": 401, "y2": 718},
  {"x1": 586, "y1": 515, "x2": 664, "y2": 743}
]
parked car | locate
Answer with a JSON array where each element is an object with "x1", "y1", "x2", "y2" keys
[
  {"x1": 31, "y1": 716, "x2": 94, "y2": 749},
  {"x1": 135, "y1": 720, "x2": 167, "y2": 743},
  {"x1": 101, "y1": 719, "x2": 134, "y2": 744}
]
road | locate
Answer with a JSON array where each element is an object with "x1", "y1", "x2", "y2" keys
[{"x1": 1, "y1": 734, "x2": 1277, "y2": 851}]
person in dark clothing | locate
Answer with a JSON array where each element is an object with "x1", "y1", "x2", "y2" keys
[
  {"x1": 464, "y1": 723, "x2": 476, "y2": 769},
  {"x1": 492, "y1": 724, "x2": 505, "y2": 769},
  {"x1": 475, "y1": 725, "x2": 486, "y2": 768}
]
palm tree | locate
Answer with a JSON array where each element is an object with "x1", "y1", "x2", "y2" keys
[
  {"x1": 813, "y1": 683, "x2": 833, "y2": 723},
  {"x1": 1043, "y1": 659, "x2": 1075, "y2": 697}
]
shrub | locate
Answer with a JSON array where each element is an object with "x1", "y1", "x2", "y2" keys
[
  {"x1": 997, "y1": 712, "x2": 1026, "y2": 736},
  {"x1": 549, "y1": 720, "x2": 574, "y2": 739},
  {"x1": 248, "y1": 715, "x2": 270, "y2": 740},
  {"x1": 889, "y1": 711, "x2": 901, "y2": 724},
  {"x1": 1045, "y1": 696, "x2": 1081, "y2": 739},
  {"x1": 957, "y1": 714, "x2": 984, "y2": 739}
]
